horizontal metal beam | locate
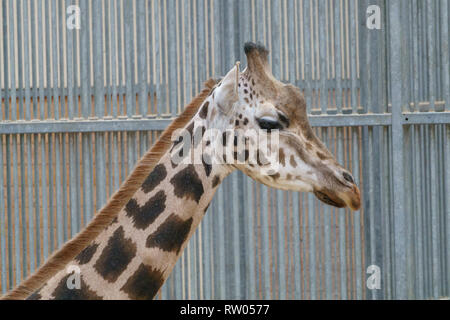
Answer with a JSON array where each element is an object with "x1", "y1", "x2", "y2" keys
[
  {"x1": 308, "y1": 114, "x2": 391, "y2": 127},
  {"x1": 0, "y1": 118, "x2": 172, "y2": 134},
  {"x1": 1, "y1": 112, "x2": 450, "y2": 134},
  {"x1": 402, "y1": 112, "x2": 450, "y2": 124}
]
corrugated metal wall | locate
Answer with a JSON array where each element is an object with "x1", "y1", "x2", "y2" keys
[{"x1": 0, "y1": 0, "x2": 449, "y2": 299}]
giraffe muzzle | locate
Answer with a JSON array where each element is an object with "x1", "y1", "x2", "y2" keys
[
  {"x1": 313, "y1": 184, "x2": 361, "y2": 211},
  {"x1": 313, "y1": 189, "x2": 346, "y2": 208}
]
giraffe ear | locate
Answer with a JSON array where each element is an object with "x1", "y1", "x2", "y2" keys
[{"x1": 215, "y1": 64, "x2": 240, "y2": 115}]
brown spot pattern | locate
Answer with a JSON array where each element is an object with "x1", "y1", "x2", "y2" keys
[
  {"x1": 212, "y1": 175, "x2": 221, "y2": 188},
  {"x1": 26, "y1": 290, "x2": 42, "y2": 300},
  {"x1": 51, "y1": 274, "x2": 101, "y2": 300},
  {"x1": 202, "y1": 154, "x2": 212, "y2": 177},
  {"x1": 142, "y1": 164, "x2": 167, "y2": 193},
  {"x1": 193, "y1": 125, "x2": 206, "y2": 149},
  {"x1": 199, "y1": 101, "x2": 209, "y2": 119},
  {"x1": 75, "y1": 243, "x2": 99, "y2": 265},
  {"x1": 290, "y1": 155, "x2": 297, "y2": 168},
  {"x1": 120, "y1": 263, "x2": 165, "y2": 300},
  {"x1": 316, "y1": 151, "x2": 329, "y2": 160},
  {"x1": 279, "y1": 148, "x2": 286, "y2": 166},
  {"x1": 170, "y1": 165, "x2": 204, "y2": 203},
  {"x1": 146, "y1": 213, "x2": 193, "y2": 254},
  {"x1": 125, "y1": 190, "x2": 167, "y2": 230},
  {"x1": 271, "y1": 173, "x2": 281, "y2": 180}
]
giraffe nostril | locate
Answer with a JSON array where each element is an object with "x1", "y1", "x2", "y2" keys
[{"x1": 343, "y1": 172, "x2": 354, "y2": 184}]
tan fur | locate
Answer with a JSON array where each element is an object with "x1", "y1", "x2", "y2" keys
[{"x1": 1, "y1": 79, "x2": 217, "y2": 300}]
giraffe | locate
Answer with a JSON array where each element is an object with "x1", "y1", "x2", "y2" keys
[{"x1": 2, "y1": 42, "x2": 360, "y2": 300}]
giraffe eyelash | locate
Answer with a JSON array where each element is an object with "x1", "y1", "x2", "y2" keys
[{"x1": 277, "y1": 112, "x2": 290, "y2": 127}]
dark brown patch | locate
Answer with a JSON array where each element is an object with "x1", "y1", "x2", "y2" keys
[
  {"x1": 202, "y1": 154, "x2": 212, "y2": 177},
  {"x1": 170, "y1": 165, "x2": 204, "y2": 203},
  {"x1": 279, "y1": 148, "x2": 286, "y2": 166},
  {"x1": 26, "y1": 290, "x2": 42, "y2": 300},
  {"x1": 199, "y1": 101, "x2": 209, "y2": 119},
  {"x1": 316, "y1": 151, "x2": 329, "y2": 160},
  {"x1": 146, "y1": 213, "x2": 193, "y2": 254},
  {"x1": 193, "y1": 125, "x2": 206, "y2": 149},
  {"x1": 171, "y1": 134, "x2": 191, "y2": 168},
  {"x1": 203, "y1": 203, "x2": 210, "y2": 215},
  {"x1": 243, "y1": 118, "x2": 249, "y2": 125},
  {"x1": 75, "y1": 243, "x2": 99, "y2": 265},
  {"x1": 170, "y1": 135, "x2": 183, "y2": 152},
  {"x1": 212, "y1": 175, "x2": 221, "y2": 188},
  {"x1": 141, "y1": 164, "x2": 167, "y2": 193},
  {"x1": 244, "y1": 149, "x2": 250, "y2": 161},
  {"x1": 51, "y1": 274, "x2": 101, "y2": 300},
  {"x1": 94, "y1": 226, "x2": 137, "y2": 283},
  {"x1": 185, "y1": 121, "x2": 195, "y2": 137},
  {"x1": 125, "y1": 190, "x2": 167, "y2": 230},
  {"x1": 222, "y1": 131, "x2": 229, "y2": 146},
  {"x1": 120, "y1": 263, "x2": 164, "y2": 300},
  {"x1": 233, "y1": 134, "x2": 238, "y2": 146},
  {"x1": 285, "y1": 135, "x2": 312, "y2": 165},
  {"x1": 290, "y1": 155, "x2": 297, "y2": 168},
  {"x1": 270, "y1": 173, "x2": 281, "y2": 180},
  {"x1": 244, "y1": 97, "x2": 250, "y2": 103}
]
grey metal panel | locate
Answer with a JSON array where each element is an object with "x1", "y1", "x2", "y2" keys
[
  {"x1": 388, "y1": 0, "x2": 407, "y2": 299},
  {"x1": 0, "y1": 135, "x2": 6, "y2": 293}
]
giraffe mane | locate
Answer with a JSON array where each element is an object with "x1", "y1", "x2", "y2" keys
[{"x1": 1, "y1": 78, "x2": 217, "y2": 300}]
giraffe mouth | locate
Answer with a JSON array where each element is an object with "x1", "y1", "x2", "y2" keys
[
  {"x1": 313, "y1": 190, "x2": 346, "y2": 208},
  {"x1": 313, "y1": 185, "x2": 361, "y2": 211}
]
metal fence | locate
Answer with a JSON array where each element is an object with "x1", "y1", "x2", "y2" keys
[{"x1": 0, "y1": 0, "x2": 449, "y2": 299}]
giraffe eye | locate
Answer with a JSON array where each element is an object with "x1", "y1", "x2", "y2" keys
[
  {"x1": 277, "y1": 112, "x2": 290, "y2": 127},
  {"x1": 257, "y1": 117, "x2": 283, "y2": 131}
]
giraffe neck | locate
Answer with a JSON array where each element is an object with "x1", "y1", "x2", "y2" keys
[{"x1": 29, "y1": 108, "x2": 233, "y2": 299}]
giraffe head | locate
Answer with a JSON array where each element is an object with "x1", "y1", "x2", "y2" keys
[{"x1": 203, "y1": 42, "x2": 361, "y2": 210}]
